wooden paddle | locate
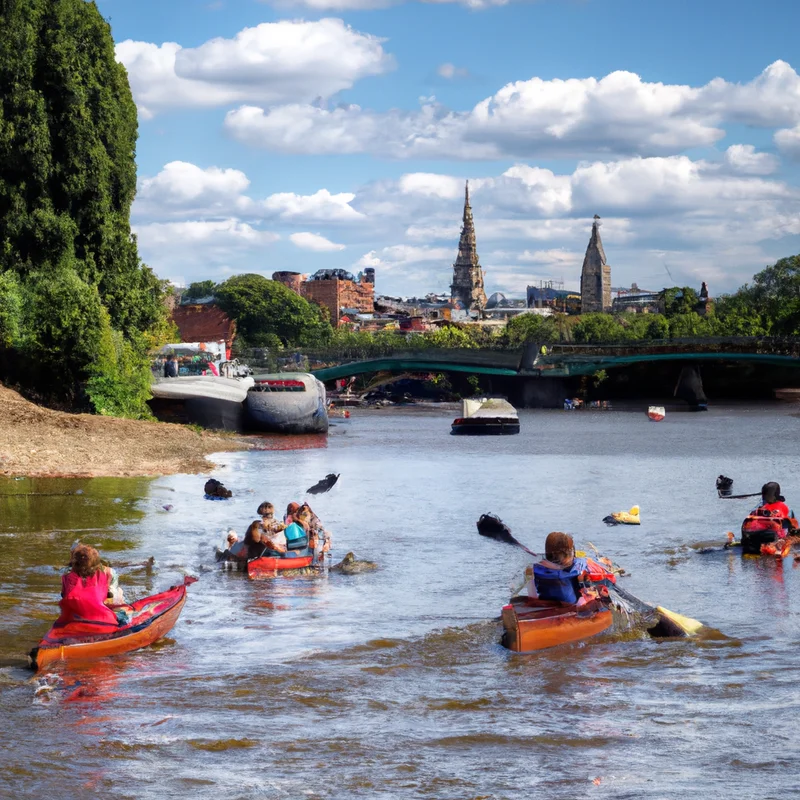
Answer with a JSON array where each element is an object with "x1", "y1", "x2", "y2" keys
[{"x1": 476, "y1": 514, "x2": 704, "y2": 636}]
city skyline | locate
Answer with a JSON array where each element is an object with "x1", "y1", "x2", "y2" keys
[{"x1": 102, "y1": 0, "x2": 800, "y2": 298}]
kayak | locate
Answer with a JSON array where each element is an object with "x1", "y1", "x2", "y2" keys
[
  {"x1": 741, "y1": 511, "x2": 798, "y2": 556},
  {"x1": 247, "y1": 554, "x2": 314, "y2": 579},
  {"x1": 30, "y1": 576, "x2": 195, "y2": 672},
  {"x1": 501, "y1": 597, "x2": 613, "y2": 652}
]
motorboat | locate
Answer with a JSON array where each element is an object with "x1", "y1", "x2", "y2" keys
[
  {"x1": 149, "y1": 374, "x2": 254, "y2": 431},
  {"x1": 246, "y1": 373, "x2": 329, "y2": 434},
  {"x1": 451, "y1": 397, "x2": 520, "y2": 435}
]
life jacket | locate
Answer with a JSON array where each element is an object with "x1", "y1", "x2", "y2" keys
[
  {"x1": 532, "y1": 556, "x2": 588, "y2": 604},
  {"x1": 55, "y1": 571, "x2": 117, "y2": 627},
  {"x1": 284, "y1": 522, "x2": 309, "y2": 551},
  {"x1": 757, "y1": 501, "x2": 791, "y2": 519}
]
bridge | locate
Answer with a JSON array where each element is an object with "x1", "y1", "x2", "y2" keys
[{"x1": 309, "y1": 338, "x2": 800, "y2": 382}]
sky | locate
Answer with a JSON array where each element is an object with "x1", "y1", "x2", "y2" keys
[{"x1": 99, "y1": 0, "x2": 800, "y2": 299}]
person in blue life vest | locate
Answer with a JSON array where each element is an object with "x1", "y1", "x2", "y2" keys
[{"x1": 527, "y1": 531, "x2": 589, "y2": 604}]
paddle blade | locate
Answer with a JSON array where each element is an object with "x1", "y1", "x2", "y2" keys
[
  {"x1": 307, "y1": 473, "x2": 340, "y2": 495},
  {"x1": 476, "y1": 514, "x2": 537, "y2": 556},
  {"x1": 650, "y1": 606, "x2": 703, "y2": 637}
]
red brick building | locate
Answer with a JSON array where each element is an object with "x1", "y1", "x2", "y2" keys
[
  {"x1": 170, "y1": 304, "x2": 237, "y2": 359},
  {"x1": 273, "y1": 268, "x2": 375, "y2": 327}
]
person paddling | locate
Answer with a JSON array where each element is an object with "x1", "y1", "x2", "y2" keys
[
  {"x1": 55, "y1": 545, "x2": 128, "y2": 627},
  {"x1": 527, "y1": 532, "x2": 591, "y2": 604},
  {"x1": 755, "y1": 482, "x2": 793, "y2": 521}
]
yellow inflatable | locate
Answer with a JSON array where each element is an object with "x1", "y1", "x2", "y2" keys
[{"x1": 603, "y1": 505, "x2": 640, "y2": 525}]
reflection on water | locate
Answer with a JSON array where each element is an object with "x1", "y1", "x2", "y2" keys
[{"x1": 3, "y1": 406, "x2": 800, "y2": 798}]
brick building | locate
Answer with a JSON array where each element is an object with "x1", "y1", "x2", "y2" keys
[
  {"x1": 170, "y1": 304, "x2": 237, "y2": 358},
  {"x1": 273, "y1": 268, "x2": 375, "y2": 327}
]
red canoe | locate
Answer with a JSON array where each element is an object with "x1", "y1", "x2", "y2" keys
[
  {"x1": 30, "y1": 576, "x2": 195, "y2": 672},
  {"x1": 247, "y1": 554, "x2": 314, "y2": 579}
]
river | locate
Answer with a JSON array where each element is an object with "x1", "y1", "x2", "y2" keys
[{"x1": 2, "y1": 405, "x2": 800, "y2": 799}]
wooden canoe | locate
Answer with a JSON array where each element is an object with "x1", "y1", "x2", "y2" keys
[
  {"x1": 30, "y1": 576, "x2": 195, "y2": 672},
  {"x1": 501, "y1": 597, "x2": 613, "y2": 653},
  {"x1": 247, "y1": 554, "x2": 314, "y2": 579}
]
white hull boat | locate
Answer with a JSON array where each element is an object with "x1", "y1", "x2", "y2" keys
[
  {"x1": 246, "y1": 373, "x2": 329, "y2": 434},
  {"x1": 149, "y1": 376, "x2": 254, "y2": 431},
  {"x1": 451, "y1": 397, "x2": 520, "y2": 435},
  {"x1": 647, "y1": 405, "x2": 666, "y2": 422}
]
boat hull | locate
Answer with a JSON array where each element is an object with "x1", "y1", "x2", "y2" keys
[
  {"x1": 741, "y1": 514, "x2": 798, "y2": 555},
  {"x1": 451, "y1": 417, "x2": 520, "y2": 435},
  {"x1": 31, "y1": 579, "x2": 191, "y2": 671},
  {"x1": 247, "y1": 554, "x2": 315, "y2": 579},
  {"x1": 501, "y1": 598, "x2": 612, "y2": 652},
  {"x1": 647, "y1": 406, "x2": 665, "y2": 422},
  {"x1": 148, "y1": 395, "x2": 246, "y2": 431},
  {"x1": 246, "y1": 373, "x2": 329, "y2": 434}
]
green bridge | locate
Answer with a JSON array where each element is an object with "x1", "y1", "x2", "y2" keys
[{"x1": 310, "y1": 338, "x2": 800, "y2": 382}]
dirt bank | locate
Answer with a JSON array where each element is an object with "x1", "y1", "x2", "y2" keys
[{"x1": 0, "y1": 384, "x2": 249, "y2": 478}]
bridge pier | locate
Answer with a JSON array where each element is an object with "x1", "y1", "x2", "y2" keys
[
  {"x1": 674, "y1": 363, "x2": 707, "y2": 405},
  {"x1": 515, "y1": 377, "x2": 571, "y2": 409}
]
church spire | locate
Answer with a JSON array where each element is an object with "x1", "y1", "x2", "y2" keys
[
  {"x1": 450, "y1": 180, "x2": 487, "y2": 312},
  {"x1": 580, "y1": 215, "x2": 611, "y2": 313}
]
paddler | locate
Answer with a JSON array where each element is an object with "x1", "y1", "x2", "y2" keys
[
  {"x1": 527, "y1": 532, "x2": 601, "y2": 605},
  {"x1": 755, "y1": 482, "x2": 793, "y2": 520}
]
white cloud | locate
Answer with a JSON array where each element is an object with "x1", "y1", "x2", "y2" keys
[
  {"x1": 723, "y1": 144, "x2": 779, "y2": 175},
  {"x1": 775, "y1": 124, "x2": 800, "y2": 160},
  {"x1": 518, "y1": 248, "x2": 583, "y2": 265},
  {"x1": 437, "y1": 63, "x2": 469, "y2": 80},
  {"x1": 399, "y1": 173, "x2": 465, "y2": 199},
  {"x1": 226, "y1": 61, "x2": 800, "y2": 160},
  {"x1": 355, "y1": 244, "x2": 453, "y2": 272},
  {"x1": 116, "y1": 19, "x2": 393, "y2": 118},
  {"x1": 262, "y1": 189, "x2": 364, "y2": 222},
  {"x1": 289, "y1": 232, "x2": 346, "y2": 251}
]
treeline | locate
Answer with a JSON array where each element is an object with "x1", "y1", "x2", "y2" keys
[{"x1": 0, "y1": 0, "x2": 170, "y2": 417}]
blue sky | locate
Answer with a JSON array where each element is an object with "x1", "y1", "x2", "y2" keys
[{"x1": 100, "y1": 0, "x2": 800, "y2": 298}]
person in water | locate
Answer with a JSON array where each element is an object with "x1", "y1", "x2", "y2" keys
[
  {"x1": 527, "y1": 532, "x2": 589, "y2": 604},
  {"x1": 756, "y1": 482, "x2": 794, "y2": 522},
  {"x1": 56, "y1": 545, "x2": 129, "y2": 627}
]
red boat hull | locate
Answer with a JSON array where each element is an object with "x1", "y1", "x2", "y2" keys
[{"x1": 247, "y1": 554, "x2": 314, "y2": 579}]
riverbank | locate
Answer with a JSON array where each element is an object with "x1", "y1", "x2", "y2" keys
[{"x1": 0, "y1": 384, "x2": 249, "y2": 478}]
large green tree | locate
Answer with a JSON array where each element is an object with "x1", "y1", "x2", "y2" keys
[
  {"x1": 215, "y1": 274, "x2": 332, "y2": 347},
  {"x1": 0, "y1": 0, "x2": 166, "y2": 413}
]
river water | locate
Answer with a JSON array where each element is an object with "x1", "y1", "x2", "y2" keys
[{"x1": 2, "y1": 406, "x2": 800, "y2": 799}]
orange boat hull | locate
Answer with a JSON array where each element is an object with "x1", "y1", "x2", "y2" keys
[
  {"x1": 501, "y1": 599, "x2": 613, "y2": 653},
  {"x1": 33, "y1": 580, "x2": 191, "y2": 672},
  {"x1": 247, "y1": 554, "x2": 314, "y2": 579}
]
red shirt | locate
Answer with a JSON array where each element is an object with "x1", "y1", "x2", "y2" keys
[
  {"x1": 760, "y1": 501, "x2": 791, "y2": 518},
  {"x1": 55, "y1": 570, "x2": 117, "y2": 627}
]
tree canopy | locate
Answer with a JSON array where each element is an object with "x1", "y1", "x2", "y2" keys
[{"x1": 0, "y1": 0, "x2": 167, "y2": 414}]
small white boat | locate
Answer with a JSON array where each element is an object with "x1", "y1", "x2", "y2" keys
[
  {"x1": 647, "y1": 406, "x2": 666, "y2": 422},
  {"x1": 246, "y1": 373, "x2": 328, "y2": 434},
  {"x1": 149, "y1": 376, "x2": 254, "y2": 431},
  {"x1": 451, "y1": 397, "x2": 520, "y2": 435}
]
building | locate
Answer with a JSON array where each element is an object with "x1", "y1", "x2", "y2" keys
[
  {"x1": 274, "y1": 268, "x2": 375, "y2": 327},
  {"x1": 580, "y1": 216, "x2": 611, "y2": 313},
  {"x1": 611, "y1": 283, "x2": 662, "y2": 314},
  {"x1": 170, "y1": 304, "x2": 237, "y2": 359},
  {"x1": 526, "y1": 285, "x2": 581, "y2": 314},
  {"x1": 450, "y1": 182, "x2": 487, "y2": 313}
]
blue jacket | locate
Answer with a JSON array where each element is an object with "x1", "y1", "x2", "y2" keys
[{"x1": 533, "y1": 556, "x2": 588, "y2": 604}]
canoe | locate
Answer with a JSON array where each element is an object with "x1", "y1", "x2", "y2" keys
[
  {"x1": 647, "y1": 405, "x2": 665, "y2": 421},
  {"x1": 30, "y1": 576, "x2": 195, "y2": 671},
  {"x1": 501, "y1": 597, "x2": 613, "y2": 653},
  {"x1": 741, "y1": 511, "x2": 798, "y2": 556},
  {"x1": 247, "y1": 554, "x2": 314, "y2": 579}
]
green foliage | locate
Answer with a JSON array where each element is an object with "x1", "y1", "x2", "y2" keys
[
  {"x1": 661, "y1": 287, "x2": 700, "y2": 317},
  {"x1": 593, "y1": 369, "x2": 608, "y2": 387},
  {"x1": 418, "y1": 324, "x2": 479, "y2": 349},
  {"x1": 713, "y1": 293, "x2": 768, "y2": 336},
  {"x1": 0, "y1": 0, "x2": 167, "y2": 411},
  {"x1": 500, "y1": 312, "x2": 558, "y2": 346},
  {"x1": 215, "y1": 274, "x2": 333, "y2": 347},
  {"x1": 0, "y1": 270, "x2": 23, "y2": 347},
  {"x1": 572, "y1": 313, "x2": 625, "y2": 343},
  {"x1": 668, "y1": 311, "x2": 714, "y2": 338},
  {"x1": 617, "y1": 312, "x2": 669, "y2": 341},
  {"x1": 183, "y1": 280, "x2": 216, "y2": 301}
]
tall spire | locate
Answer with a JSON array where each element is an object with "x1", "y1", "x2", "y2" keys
[
  {"x1": 580, "y1": 216, "x2": 611, "y2": 313},
  {"x1": 450, "y1": 180, "x2": 487, "y2": 312}
]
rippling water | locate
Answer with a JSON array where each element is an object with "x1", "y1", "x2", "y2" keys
[{"x1": 3, "y1": 405, "x2": 800, "y2": 799}]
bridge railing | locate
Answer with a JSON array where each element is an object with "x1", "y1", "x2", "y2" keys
[{"x1": 543, "y1": 337, "x2": 800, "y2": 358}]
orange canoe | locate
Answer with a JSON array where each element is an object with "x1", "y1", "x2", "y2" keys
[
  {"x1": 247, "y1": 554, "x2": 314, "y2": 579},
  {"x1": 30, "y1": 576, "x2": 195, "y2": 672},
  {"x1": 501, "y1": 597, "x2": 613, "y2": 653}
]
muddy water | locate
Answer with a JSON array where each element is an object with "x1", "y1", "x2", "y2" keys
[{"x1": 3, "y1": 406, "x2": 800, "y2": 799}]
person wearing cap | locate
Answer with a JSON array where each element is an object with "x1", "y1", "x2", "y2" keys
[
  {"x1": 527, "y1": 532, "x2": 590, "y2": 604},
  {"x1": 258, "y1": 501, "x2": 287, "y2": 551}
]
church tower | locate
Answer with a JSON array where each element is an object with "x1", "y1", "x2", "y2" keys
[
  {"x1": 580, "y1": 215, "x2": 611, "y2": 313},
  {"x1": 450, "y1": 181, "x2": 487, "y2": 311}
]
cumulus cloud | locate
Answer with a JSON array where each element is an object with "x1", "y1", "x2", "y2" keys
[
  {"x1": 262, "y1": 189, "x2": 364, "y2": 222},
  {"x1": 776, "y1": 124, "x2": 800, "y2": 160},
  {"x1": 723, "y1": 144, "x2": 779, "y2": 175},
  {"x1": 289, "y1": 232, "x2": 346, "y2": 251},
  {"x1": 226, "y1": 61, "x2": 800, "y2": 160},
  {"x1": 116, "y1": 19, "x2": 393, "y2": 118}
]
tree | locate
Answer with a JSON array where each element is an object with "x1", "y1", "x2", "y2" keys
[
  {"x1": 733, "y1": 254, "x2": 800, "y2": 335},
  {"x1": 714, "y1": 293, "x2": 768, "y2": 336},
  {"x1": 668, "y1": 312, "x2": 713, "y2": 338},
  {"x1": 215, "y1": 274, "x2": 332, "y2": 347},
  {"x1": 661, "y1": 287, "x2": 700, "y2": 318},
  {"x1": 500, "y1": 312, "x2": 559, "y2": 347},
  {"x1": 0, "y1": 0, "x2": 168, "y2": 414},
  {"x1": 572, "y1": 313, "x2": 625, "y2": 344},
  {"x1": 183, "y1": 280, "x2": 216, "y2": 301}
]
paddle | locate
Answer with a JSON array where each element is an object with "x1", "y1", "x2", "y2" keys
[
  {"x1": 476, "y1": 514, "x2": 703, "y2": 637},
  {"x1": 306, "y1": 473, "x2": 340, "y2": 495}
]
